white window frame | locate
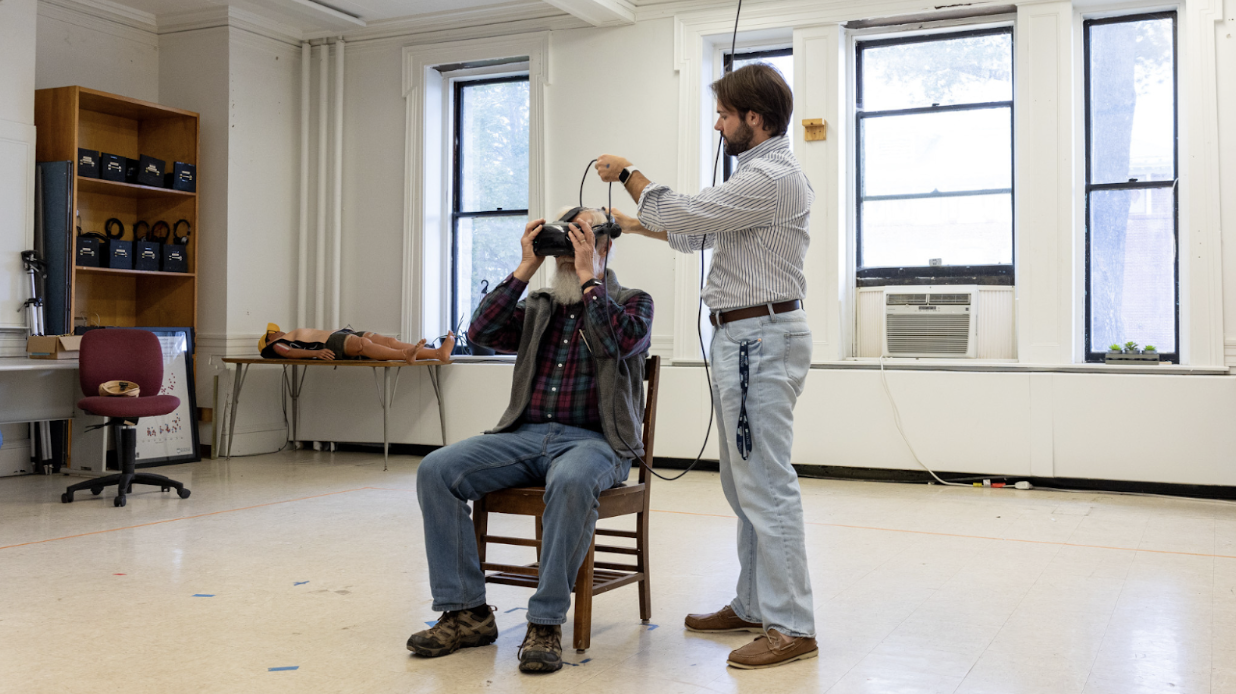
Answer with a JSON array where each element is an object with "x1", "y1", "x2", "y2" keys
[{"x1": 402, "y1": 33, "x2": 548, "y2": 343}]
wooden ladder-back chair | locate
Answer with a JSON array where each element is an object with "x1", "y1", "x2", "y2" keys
[{"x1": 472, "y1": 355, "x2": 661, "y2": 652}]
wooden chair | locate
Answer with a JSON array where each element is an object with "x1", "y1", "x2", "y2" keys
[{"x1": 472, "y1": 355, "x2": 660, "y2": 652}]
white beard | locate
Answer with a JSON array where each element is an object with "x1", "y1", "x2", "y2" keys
[{"x1": 548, "y1": 262, "x2": 584, "y2": 305}]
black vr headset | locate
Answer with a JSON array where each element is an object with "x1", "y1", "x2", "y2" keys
[{"x1": 533, "y1": 206, "x2": 622, "y2": 258}]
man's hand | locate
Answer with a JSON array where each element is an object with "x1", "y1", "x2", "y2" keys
[
  {"x1": 595, "y1": 155, "x2": 631, "y2": 183},
  {"x1": 314, "y1": 348, "x2": 335, "y2": 361},
  {"x1": 568, "y1": 218, "x2": 597, "y2": 284},
  {"x1": 605, "y1": 207, "x2": 668, "y2": 243},
  {"x1": 513, "y1": 218, "x2": 547, "y2": 282}
]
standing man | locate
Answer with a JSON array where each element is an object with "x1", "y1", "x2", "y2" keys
[{"x1": 596, "y1": 63, "x2": 816, "y2": 670}]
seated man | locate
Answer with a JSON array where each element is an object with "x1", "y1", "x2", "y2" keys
[
  {"x1": 408, "y1": 208, "x2": 653, "y2": 674},
  {"x1": 257, "y1": 325, "x2": 454, "y2": 364}
]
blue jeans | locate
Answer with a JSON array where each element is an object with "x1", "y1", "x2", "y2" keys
[
  {"x1": 710, "y1": 308, "x2": 816, "y2": 638},
  {"x1": 416, "y1": 422, "x2": 631, "y2": 625}
]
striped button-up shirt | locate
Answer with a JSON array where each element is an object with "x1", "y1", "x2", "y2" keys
[{"x1": 636, "y1": 136, "x2": 813, "y2": 311}]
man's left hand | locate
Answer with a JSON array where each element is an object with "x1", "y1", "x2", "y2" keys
[
  {"x1": 568, "y1": 218, "x2": 597, "y2": 284},
  {"x1": 595, "y1": 155, "x2": 631, "y2": 183}
]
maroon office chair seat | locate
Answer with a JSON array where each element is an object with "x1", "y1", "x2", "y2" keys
[{"x1": 61, "y1": 329, "x2": 191, "y2": 507}]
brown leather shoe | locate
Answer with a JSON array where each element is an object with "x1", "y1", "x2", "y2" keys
[
  {"x1": 684, "y1": 605, "x2": 763, "y2": 634},
  {"x1": 726, "y1": 628, "x2": 819, "y2": 669}
]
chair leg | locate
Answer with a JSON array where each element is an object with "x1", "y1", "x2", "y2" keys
[
  {"x1": 114, "y1": 424, "x2": 137, "y2": 507},
  {"x1": 472, "y1": 496, "x2": 488, "y2": 566},
  {"x1": 534, "y1": 517, "x2": 544, "y2": 565},
  {"x1": 573, "y1": 535, "x2": 596, "y2": 653},
  {"x1": 637, "y1": 511, "x2": 652, "y2": 623}
]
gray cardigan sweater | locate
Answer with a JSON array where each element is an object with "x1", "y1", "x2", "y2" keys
[{"x1": 479, "y1": 269, "x2": 651, "y2": 459}]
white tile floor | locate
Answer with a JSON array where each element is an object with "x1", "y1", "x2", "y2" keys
[{"x1": 2, "y1": 449, "x2": 1236, "y2": 693}]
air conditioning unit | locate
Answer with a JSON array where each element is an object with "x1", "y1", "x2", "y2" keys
[{"x1": 883, "y1": 286, "x2": 978, "y2": 358}]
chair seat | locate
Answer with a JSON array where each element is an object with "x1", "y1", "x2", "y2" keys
[
  {"x1": 78, "y1": 394, "x2": 180, "y2": 418},
  {"x1": 483, "y1": 483, "x2": 646, "y2": 520}
]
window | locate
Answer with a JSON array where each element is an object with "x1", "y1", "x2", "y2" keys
[
  {"x1": 855, "y1": 27, "x2": 1014, "y2": 286},
  {"x1": 722, "y1": 47, "x2": 794, "y2": 182},
  {"x1": 450, "y1": 75, "x2": 530, "y2": 331},
  {"x1": 1084, "y1": 13, "x2": 1177, "y2": 362}
]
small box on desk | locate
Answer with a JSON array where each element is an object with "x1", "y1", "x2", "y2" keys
[
  {"x1": 161, "y1": 245, "x2": 188, "y2": 273},
  {"x1": 100, "y1": 153, "x2": 126, "y2": 182},
  {"x1": 165, "y1": 162, "x2": 196, "y2": 192},
  {"x1": 136, "y1": 155, "x2": 165, "y2": 187},
  {"x1": 135, "y1": 240, "x2": 160, "y2": 271},
  {"x1": 104, "y1": 239, "x2": 133, "y2": 269},
  {"x1": 77, "y1": 149, "x2": 100, "y2": 178},
  {"x1": 27, "y1": 335, "x2": 83, "y2": 360}
]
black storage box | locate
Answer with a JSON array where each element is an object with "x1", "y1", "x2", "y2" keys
[
  {"x1": 136, "y1": 155, "x2": 165, "y2": 187},
  {"x1": 75, "y1": 236, "x2": 102, "y2": 267},
  {"x1": 104, "y1": 240, "x2": 133, "y2": 269},
  {"x1": 124, "y1": 157, "x2": 140, "y2": 184},
  {"x1": 161, "y1": 245, "x2": 188, "y2": 273},
  {"x1": 100, "y1": 153, "x2": 126, "y2": 182},
  {"x1": 165, "y1": 162, "x2": 197, "y2": 192},
  {"x1": 135, "y1": 240, "x2": 160, "y2": 271},
  {"x1": 77, "y1": 149, "x2": 100, "y2": 178}
]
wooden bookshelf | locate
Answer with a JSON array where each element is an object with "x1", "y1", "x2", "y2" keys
[{"x1": 34, "y1": 86, "x2": 199, "y2": 338}]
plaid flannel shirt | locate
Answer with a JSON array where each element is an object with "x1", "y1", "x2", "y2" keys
[{"x1": 467, "y1": 273, "x2": 654, "y2": 430}]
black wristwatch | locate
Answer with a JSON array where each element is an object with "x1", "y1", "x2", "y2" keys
[
  {"x1": 581, "y1": 278, "x2": 603, "y2": 292},
  {"x1": 618, "y1": 165, "x2": 637, "y2": 184}
]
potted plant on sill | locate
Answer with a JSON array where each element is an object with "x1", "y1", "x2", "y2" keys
[{"x1": 1104, "y1": 340, "x2": 1161, "y2": 365}]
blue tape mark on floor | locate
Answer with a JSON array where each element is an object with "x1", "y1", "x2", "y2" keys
[
  {"x1": 643, "y1": 624, "x2": 658, "y2": 630},
  {"x1": 505, "y1": 607, "x2": 527, "y2": 613},
  {"x1": 580, "y1": 658, "x2": 591, "y2": 664},
  {"x1": 192, "y1": 594, "x2": 214, "y2": 597},
  {"x1": 268, "y1": 666, "x2": 299, "y2": 672},
  {"x1": 425, "y1": 621, "x2": 437, "y2": 626},
  {"x1": 294, "y1": 581, "x2": 309, "y2": 586}
]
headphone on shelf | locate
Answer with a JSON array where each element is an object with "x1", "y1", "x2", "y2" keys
[
  {"x1": 150, "y1": 220, "x2": 171, "y2": 244},
  {"x1": 172, "y1": 219, "x2": 191, "y2": 246},
  {"x1": 104, "y1": 218, "x2": 125, "y2": 240},
  {"x1": 132, "y1": 220, "x2": 150, "y2": 241}
]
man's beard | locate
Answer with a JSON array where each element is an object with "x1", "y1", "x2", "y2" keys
[
  {"x1": 548, "y1": 261, "x2": 583, "y2": 305},
  {"x1": 723, "y1": 119, "x2": 755, "y2": 156}
]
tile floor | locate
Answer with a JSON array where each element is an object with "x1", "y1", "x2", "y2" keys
[{"x1": 2, "y1": 450, "x2": 1235, "y2": 693}]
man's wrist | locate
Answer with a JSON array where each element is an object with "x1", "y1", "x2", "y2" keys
[{"x1": 513, "y1": 262, "x2": 539, "y2": 282}]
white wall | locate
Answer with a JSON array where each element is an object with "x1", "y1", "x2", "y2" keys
[
  {"x1": 35, "y1": 1, "x2": 159, "y2": 102},
  {"x1": 268, "y1": 0, "x2": 1236, "y2": 490}
]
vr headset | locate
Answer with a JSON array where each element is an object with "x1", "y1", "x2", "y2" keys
[{"x1": 533, "y1": 206, "x2": 622, "y2": 258}]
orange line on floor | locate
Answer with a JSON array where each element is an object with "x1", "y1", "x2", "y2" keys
[
  {"x1": 650, "y1": 508, "x2": 1236, "y2": 560},
  {"x1": 0, "y1": 487, "x2": 371, "y2": 551}
]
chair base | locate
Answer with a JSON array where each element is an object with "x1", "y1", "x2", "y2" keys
[{"x1": 60, "y1": 420, "x2": 190, "y2": 507}]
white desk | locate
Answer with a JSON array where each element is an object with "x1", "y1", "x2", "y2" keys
[{"x1": 0, "y1": 358, "x2": 79, "y2": 426}]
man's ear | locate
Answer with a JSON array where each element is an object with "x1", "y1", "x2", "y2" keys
[{"x1": 746, "y1": 110, "x2": 770, "y2": 134}]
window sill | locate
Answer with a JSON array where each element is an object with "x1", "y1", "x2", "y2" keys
[{"x1": 667, "y1": 357, "x2": 1227, "y2": 375}]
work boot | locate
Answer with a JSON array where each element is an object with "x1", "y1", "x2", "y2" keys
[
  {"x1": 726, "y1": 628, "x2": 819, "y2": 669},
  {"x1": 684, "y1": 605, "x2": 763, "y2": 633},
  {"x1": 518, "y1": 623, "x2": 563, "y2": 673},
  {"x1": 406, "y1": 606, "x2": 497, "y2": 657}
]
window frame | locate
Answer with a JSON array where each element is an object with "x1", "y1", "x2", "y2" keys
[
  {"x1": 854, "y1": 25, "x2": 1016, "y2": 288},
  {"x1": 448, "y1": 74, "x2": 531, "y2": 333},
  {"x1": 1082, "y1": 10, "x2": 1179, "y2": 364}
]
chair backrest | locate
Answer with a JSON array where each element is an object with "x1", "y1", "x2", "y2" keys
[
  {"x1": 78, "y1": 329, "x2": 165, "y2": 398},
  {"x1": 636, "y1": 355, "x2": 661, "y2": 487}
]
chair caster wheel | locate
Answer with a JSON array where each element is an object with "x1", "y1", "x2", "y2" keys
[
  {"x1": 161, "y1": 486, "x2": 170, "y2": 492},
  {"x1": 114, "y1": 496, "x2": 127, "y2": 507},
  {"x1": 61, "y1": 492, "x2": 72, "y2": 503},
  {"x1": 91, "y1": 487, "x2": 103, "y2": 496},
  {"x1": 177, "y1": 488, "x2": 191, "y2": 499}
]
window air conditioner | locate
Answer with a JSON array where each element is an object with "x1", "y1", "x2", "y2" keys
[{"x1": 883, "y1": 285, "x2": 978, "y2": 359}]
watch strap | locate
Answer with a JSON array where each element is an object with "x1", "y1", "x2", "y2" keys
[
  {"x1": 618, "y1": 165, "x2": 637, "y2": 184},
  {"x1": 581, "y1": 278, "x2": 603, "y2": 292}
]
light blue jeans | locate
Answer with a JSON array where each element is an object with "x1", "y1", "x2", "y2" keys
[
  {"x1": 710, "y1": 308, "x2": 816, "y2": 638},
  {"x1": 415, "y1": 422, "x2": 631, "y2": 625}
]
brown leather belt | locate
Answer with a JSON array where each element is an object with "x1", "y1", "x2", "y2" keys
[{"x1": 709, "y1": 300, "x2": 802, "y2": 328}]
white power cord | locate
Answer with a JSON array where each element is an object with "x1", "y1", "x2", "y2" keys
[{"x1": 878, "y1": 356, "x2": 970, "y2": 488}]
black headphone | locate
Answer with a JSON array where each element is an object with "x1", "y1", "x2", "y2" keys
[
  {"x1": 132, "y1": 220, "x2": 150, "y2": 241},
  {"x1": 104, "y1": 218, "x2": 125, "y2": 240},
  {"x1": 173, "y1": 219, "x2": 191, "y2": 245},
  {"x1": 150, "y1": 220, "x2": 171, "y2": 244}
]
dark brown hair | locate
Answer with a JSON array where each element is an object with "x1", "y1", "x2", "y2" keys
[{"x1": 711, "y1": 63, "x2": 793, "y2": 138}]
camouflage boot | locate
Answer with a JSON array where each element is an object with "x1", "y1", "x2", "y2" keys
[
  {"x1": 518, "y1": 623, "x2": 563, "y2": 673},
  {"x1": 406, "y1": 606, "x2": 498, "y2": 657}
]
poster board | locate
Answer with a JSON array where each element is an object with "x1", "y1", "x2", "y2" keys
[{"x1": 131, "y1": 327, "x2": 200, "y2": 467}]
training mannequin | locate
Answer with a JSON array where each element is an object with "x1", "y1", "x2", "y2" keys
[{"x1": 258, "y1": 324, "x2": 454, "y2": 364}]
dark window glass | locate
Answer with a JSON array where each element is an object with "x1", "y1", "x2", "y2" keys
[
  {"x1": 452, "y1": 76, "x2": 529, "y2": 330},
  {"x1": 856, "y1": 27, "x2": 1014, "y2": 285},
  {"x1": 1084, "y1": 13, "x2": 1177, "y2": 361}
]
